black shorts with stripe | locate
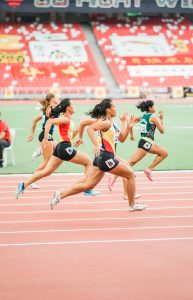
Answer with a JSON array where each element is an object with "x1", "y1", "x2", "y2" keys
[{"x1": 53, "y1": 142, "x2": 77, "y2": 161}]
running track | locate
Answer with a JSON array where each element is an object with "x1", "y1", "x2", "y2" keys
[{"x1": 0, "y1": 171, "x2": 193, "y2": 300}]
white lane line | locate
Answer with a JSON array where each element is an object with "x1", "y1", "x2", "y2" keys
[
  {"x1": 0, "y1": 198, "x2": 192, "y2": 207},
  {"x1": 0, "y1": 182, "x2": 193, "y2": 189},
  {"x1": 0, "y1": 170, "x2": 193, "y2": 177},
  {"x1": 1, "y1": 176, "x2": 193, "y2": 184},
  {"x1": 1, "y1": 206, "x2": 193, "y2": 215},
  {"x1": 1, "y1": 225, "x2": 193, "y2": 235},
  {"x1": 2, "y1": 191, "x2": 193, "y2": 201},
  {"x1": 0, "y1": 214, "x2": 192, "y2": 225},
  {"x1": 0, "y1": 185, "x2": 193, "y2": 196},
  {"x1": 1, "y1": 237, "x2": 193, "y2": 247}
]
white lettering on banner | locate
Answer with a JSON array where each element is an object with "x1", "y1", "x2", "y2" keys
[
  {"x1": 34, "y1": 0, "x2": 69, "y2": 7},
  {"x1": 111, "y1": 36, "x2": 172, "y2": 57},
  {"x1": 29, "y1": 41, "x2": 88, "y2": 63},
  {"x1": 33, "y1": 0, "x2": 193, "y2": 8},
  {"x1": 155, "y1": 0, "x2": 179, "y2": 8},
  {"x1": 155, "y1": 0, "x2": 193, "y2": 8},
  {"x1": 127, "y1": 65, "x2": 193, "y2": 77},
  {"x1": 76, "y1": 0, "x2": 138, "y2": 8},
  {"x1": 181, "y1": 0, "x2": 193, "y2": 8}
]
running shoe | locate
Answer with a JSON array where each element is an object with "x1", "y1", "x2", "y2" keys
[
  {"x1": 15, "y1": 182, "x2": 25, "y2": 199},
  {"x1": 30, "y1": 183, "x2": 40, "y2": 189},
  {"x1": 144, "y1": 168, "x2": 153, "y2": 181},
  {"x1": 51, "y1": 191, "x2": 61, "y2": 209},
  {"x1": 32, "y1": 148, "x2": 42, "y2": 161},
  {"x1": 83, "y1": 190, "x2": 100, "y2": 196},
  {"x1": 128, "y1": 203, "x2": 147, "y2": 212},
  {"x1": 123, "y1": 194, "x2": 141, "y2": 200},
  {"x1": 108, "y1": 175, "x2": 116, "y2": 191}
]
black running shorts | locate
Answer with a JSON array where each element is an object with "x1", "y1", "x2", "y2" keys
[
  {"x1": 138, "y1": 138, "x2": 153, "y2": 152},
  {"x1": 53, "y1": 142, "x2": 77, "y2": 161},
  {"x1": 96, "y1": 151, "x2": 119, "y2": 172},
  {"x1": 38, "y1": 130, "x2": 53, "y2": 142}
]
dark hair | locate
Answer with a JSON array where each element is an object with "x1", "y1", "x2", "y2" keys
[
  {"x1": 136, "y1": 100, "x2": 154, "y2": 112},
  {"x1": 50, "y1": 98, "x2": 71, "y2": 118},
  {"x1": 86, "y1": 99, "x2": 112, "y2": 118},
  {"x1": 39, "y1": 93, "x2": 55, "y2": 113}
]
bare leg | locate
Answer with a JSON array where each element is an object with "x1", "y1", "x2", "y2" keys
[
  {"x1": 109, "y1": 162, "x2": 135, "y2": 207},
  {"x1": 60, "y1": 166, "x2": 104, "y2": 198},
  {"x1": 24, "y1": 156, "x2": 63, "y2": 188},
  {"x1": 36, "y1": 141, "x2": 54, "y2": 172},
  {"x1": 70, "y1": 151, "x2": 92, "y2": 174},
  {"x1": 148, "y1": 143, "x2": 168, "y2": 170}
]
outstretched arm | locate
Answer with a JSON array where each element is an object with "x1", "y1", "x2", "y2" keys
[
  {"x1": 73, "y1": 118, "x2": 97, "y2": 148},
  {"x1": 27, "y1": 114, "x2": 42, "y2": 142},
  {"x1": 151, "y1": 111, "x2": 164, "y2": 134},
  {"x1": 42, "y1": 116, "x2": 69, "y2": 148},
  {"x1": 87, "y1": 120, "x2": 111, "y2": 157}
]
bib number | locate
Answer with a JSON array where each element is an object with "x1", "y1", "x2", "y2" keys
[{"x1": 141, "y1": 124, "x2": 147, "y2": 133}]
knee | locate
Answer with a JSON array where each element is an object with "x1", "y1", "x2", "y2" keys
[
  {"x1": 85, "y1": 159, "x2": 92, "y2": 167},
  {"x1": 44, "y1": 169, "x2": 52, "y2": 177},
  {"x1": 129, "y1": 160, "x2": 136, "y2": 166},
  {"x1": 125, "y1": 170, "x2": 135, "y2": 181},
  {"x1": 161, "y1": 151, "x2": 168, "y2": 159}
]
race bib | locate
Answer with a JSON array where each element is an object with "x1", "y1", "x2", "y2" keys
[
  {"x1": 105, "y1": 159, "x2": 116, "y2": 169},
  {"x1": 141, "y1": 123, "x2": 147, "y2": 133}
]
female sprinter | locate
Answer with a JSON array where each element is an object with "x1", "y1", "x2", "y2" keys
[
  {"x1": 108, "y1": 100, "x2": 168, "y2": 189},
  {"x1": 15, "y1": 99, "x2": 98, "y2": 198},
  {"x1": 77, "y1": 111, "x2": 141, "y2": 200},
  {"x1": 50, "y1": 98, "x2": 147, "y2": 212},
  {"x1": 28, "y1": 93, "x2": 59, "y2": 171}
]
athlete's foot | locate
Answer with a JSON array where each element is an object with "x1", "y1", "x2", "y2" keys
[
  {"x1": 144, "y1": 168, "x2": 153, "y2": 181},
  {"x1": 128, "y1": 203, "x2": 147, "y2": 212},
  {"x1": 15, "y1": 182, "x2": 25, "y2": 199},
  {"x1": 108, "y1": 175, "x2": 116, "y2": 191},
  {"x1": 32, "y1": 148, "x2": 42, "y2": 161},
  {"x1": 30, "y1": 183, "x2": 40, "y2": 189},
  {"x1": 51, "y1": 191, "x2": 61, "y2": 209},
  {"x1": 83, "y1": 190, "x2": 100, "y2": 196},
  {"x1": 123, "y1": 193, "x2": 141, "y2": 200}
]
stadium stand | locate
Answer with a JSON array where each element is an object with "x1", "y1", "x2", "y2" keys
[
  {"x1": 91, "y1": 15, "x2": 193, "y2": 93},
  {"x1": 0, "y1": 21, "x2": 107, "y2": 97}
]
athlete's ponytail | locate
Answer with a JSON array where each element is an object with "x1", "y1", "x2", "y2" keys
[
  {"x1": 39, "y1": 93, "x2": 55, "y2": 113},
  {"x1": 86, "y1": 99, "x2": 112, "y2": 118},
  {"x1": 136, "y1": 100, "x2": 154, "y2": 112},
  {"x1": 50, "y1": 98, "x2": 71, "y2": 118}
]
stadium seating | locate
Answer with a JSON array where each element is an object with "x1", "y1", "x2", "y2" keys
[
  {"x1": 0, "y1": 21, "x2": 107, "y2": 97},
  {"x1": 91, "y1": 15, "x2": 193, "y2": 92}
]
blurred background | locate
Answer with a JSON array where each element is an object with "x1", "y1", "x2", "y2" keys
[{"x1": 0, "y1": 0, "x2": 193, "y2": 173}]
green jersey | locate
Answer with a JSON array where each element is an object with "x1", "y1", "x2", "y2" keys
[{"x1": 140, "y1": 113, "x2": 156, "y2": 141}]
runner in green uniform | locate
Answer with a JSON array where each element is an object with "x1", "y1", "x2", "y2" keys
[
  {"x1": 108, "y1": 100, "x2": 168, "y2": 191},
  {"x1": 129, "y1": 100, "x2": 168, "y2": 181}
]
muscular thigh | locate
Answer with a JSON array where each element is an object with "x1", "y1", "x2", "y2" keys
[{"x1": 148, "y1": 143, "x2": 166, "y2": 155}]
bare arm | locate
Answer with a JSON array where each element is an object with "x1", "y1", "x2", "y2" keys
[
  {"x1": 73, "y1": 118, "x2": 97, "y2": 148},
  {"x1": 42, "y1": 116, "x2": 69, "y2": 148},
  {"x1": 118, "y1": 112, "x2": 130, "y2": 143},
  {"x1": 151, "y1": 112, "x2": 164, "y2": 134},
  {"x1": 27, "y1": 114, "x2": 42, "y2": 142},
  {"x1": 87, "y1": 120, "x2": 111, "y2": 157}
]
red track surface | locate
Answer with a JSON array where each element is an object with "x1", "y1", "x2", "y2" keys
[{"x1": 0, "y1": 171, "x2": 193, "y2": 300}]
